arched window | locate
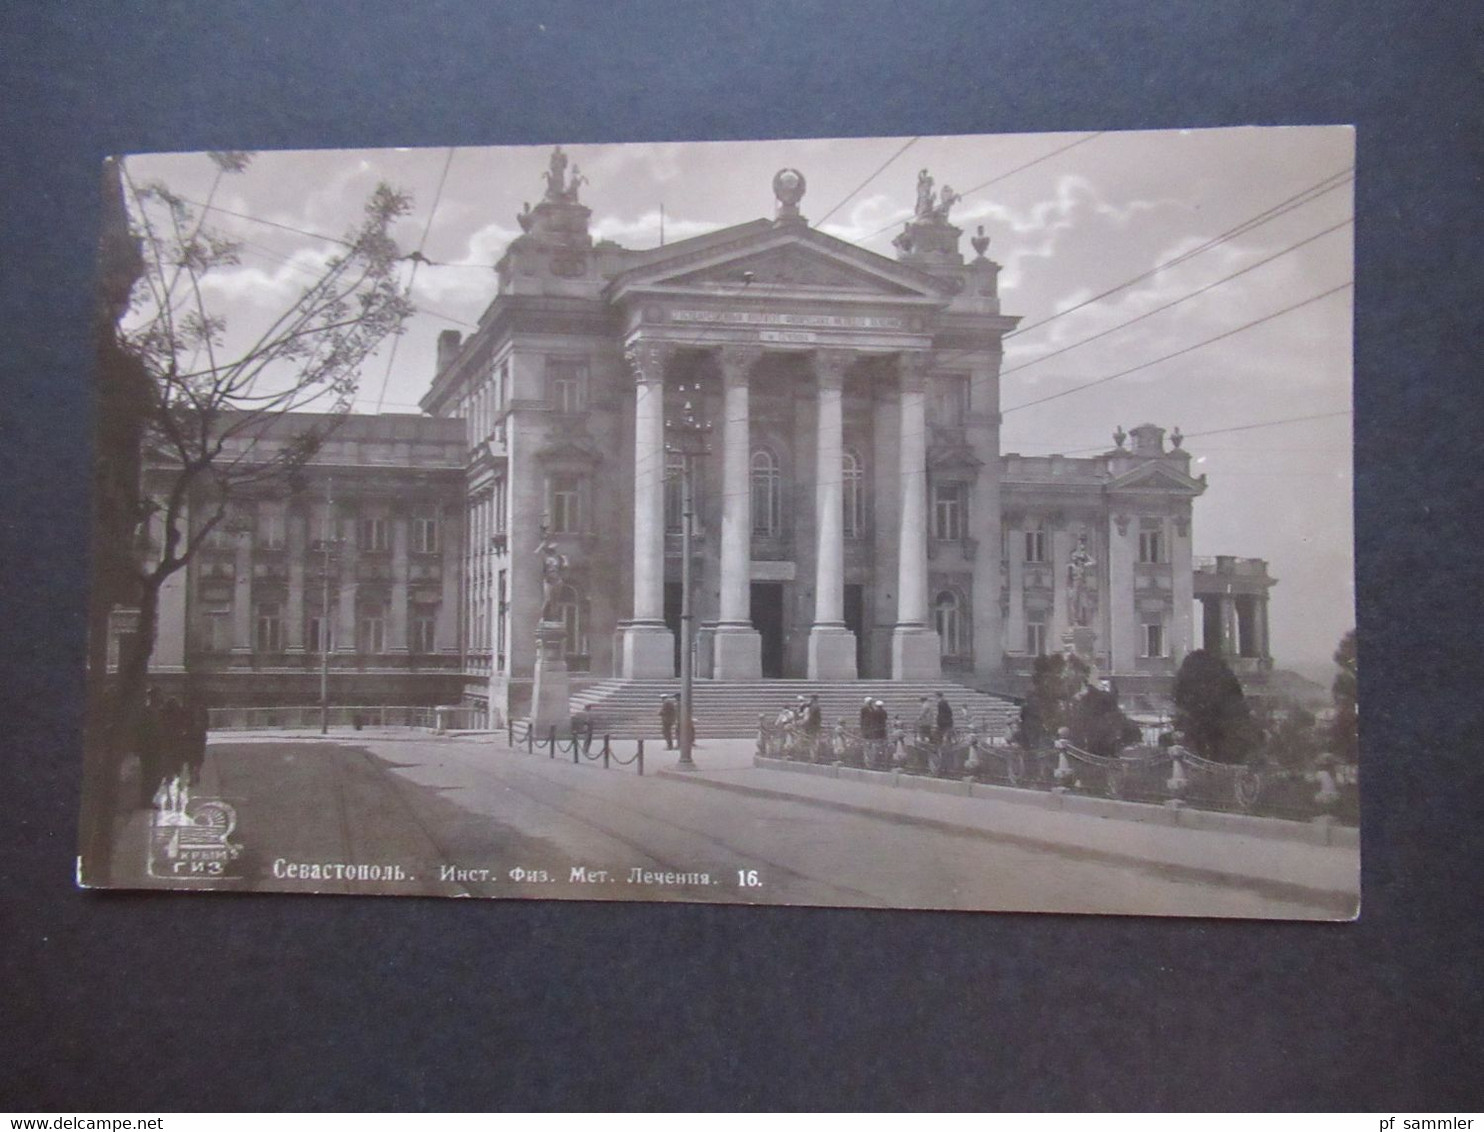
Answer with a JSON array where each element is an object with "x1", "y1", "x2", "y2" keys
[
  {"x1": 934, "y1": 589, "x2": 969, "y2": 658},
  {"x1": 842, "y1": 448, "x2": 865, "y2": 539},
  {"x1": 751, "y1": 448, "x2": 781, "y2": 536},
  {"x1": 664, "y1": 451, "x2": 685, "y2": 533}
]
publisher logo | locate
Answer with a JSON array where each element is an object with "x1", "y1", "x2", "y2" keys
[{"x1": 147, "y1": 778, "x2": 243, "y2": 881}]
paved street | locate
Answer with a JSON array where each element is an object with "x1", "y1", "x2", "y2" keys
[{"x1": 108, "y1": 731, "x2": 1359, "y2": 919}]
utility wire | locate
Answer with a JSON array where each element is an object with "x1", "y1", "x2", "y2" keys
[
  {"x1": 814, "y1": 136, "x2": 919, "y2": 227},
  {"x1": 1003, "y1": 280, "x2": 1354, "y2": 415},
  {"x1": 1020, "y1": 408, "x2": 1353, "y2": 458},
  {"x1": 1004, "y1": 167, "x2": 1353, "y2": 343},
  {"x1": 1000, "y1": 215, "x2": 1354, "y2": 377},
  {"x1": 373, "y1": 147, "x2": 457, "y2": 414},
  {"x1": 854, "y1": 131, "x2": 1105, "y2": 244}
]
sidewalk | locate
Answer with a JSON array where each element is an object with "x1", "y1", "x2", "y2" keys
[{"x1": 651, "y1": 739, "x2": 1360, "y2": 912}]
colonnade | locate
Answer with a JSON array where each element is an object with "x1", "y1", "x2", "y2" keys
[{"x1": 617, "y1": 339, "x2": 941, "y2": 681}]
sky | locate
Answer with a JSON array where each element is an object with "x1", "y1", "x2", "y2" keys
[{"x1": 122, "y1": 127, "x2": 1355, "y2": 672}]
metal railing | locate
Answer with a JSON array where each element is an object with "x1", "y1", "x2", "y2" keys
[
  {"x1": 754, "y1": 716, "x2": 1357, "y2": 825},
  {"x1": 208, "y1": 705, "x2": 490, "y2": 731},
  {"x1": 505, "y1": 720, "x2": 645, "y2": 776}
]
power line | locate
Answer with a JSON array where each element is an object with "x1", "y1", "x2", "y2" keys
[
  {"x1": 1003, "y1": 280, "x2": 1353, "y2": 415},
  {"x1": 1019, "y1": 408, "x2": 1352, "y2": 458},
  {"x1": 374, "y1": 147, "x2": 457, "y2": 414},
  {"x1": 177, "y1": 195, "x2": 354, "y2": 248},
  {"x1": 1004, "y1": 167, "x2": 1353, "y2": 343},
  {"x1": 814, "y1": 136, "x2": 919, "y2": 227},
  {"x1": 999, "y1": 215, "x2": 1354, "y2": 377},
  {"x1": 854, "y1": 131, "x2": 1105, "y2": 244}
]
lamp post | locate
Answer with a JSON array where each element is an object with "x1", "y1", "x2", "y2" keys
[{"x1": 666, "y1": 380, "x2": 712, "y2": 770}]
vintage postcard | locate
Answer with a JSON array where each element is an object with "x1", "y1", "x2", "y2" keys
[{"x1": 78, "y1": 127, "x2": 1358, "y2": 918}]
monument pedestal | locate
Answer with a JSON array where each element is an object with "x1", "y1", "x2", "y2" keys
[
  {"x1": 531, "y1": 620, "x2": 571, "y2": 733},
  {"x1": 1063, "y1": 625, "x2": 1097, "y2": 670}
]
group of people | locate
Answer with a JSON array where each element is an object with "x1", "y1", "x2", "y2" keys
[
  {"x1": 915, "y1": 692, "x2": 957, "y2": 744},
  {"x1": 135, "y1": 687, "x2": 209, "y2": 809}
]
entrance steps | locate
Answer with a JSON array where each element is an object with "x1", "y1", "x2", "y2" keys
[{"x1": 566, "y1": 679, "x2": 1021, "y2": 740}]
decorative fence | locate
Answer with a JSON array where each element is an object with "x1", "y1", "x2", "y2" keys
[
  {"x1": 755, "y1": 715, "x2": 1357, "y2": 825},
  {"x1": 506, "y1": 720, "x2": 646, "y2": 776},
  {"x1": 208, "y1": 705, "x2": 488, "y2": 731}
]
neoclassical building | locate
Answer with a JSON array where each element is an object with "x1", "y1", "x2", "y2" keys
[
  {"x1": 134, "y1": 151, "x2": 1275, "y2": 720},
  {"x1": 419, "y1": 151, "x2": 1248, "y2": 721}
]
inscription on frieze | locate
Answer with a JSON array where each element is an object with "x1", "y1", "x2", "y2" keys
[{"x1": 671, "y1": 310, "x2": 904, "y2": 330}]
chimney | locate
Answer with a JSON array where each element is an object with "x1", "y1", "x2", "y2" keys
[{"x1": 436, "y1": 330, "x2": 463, "y2": 376}]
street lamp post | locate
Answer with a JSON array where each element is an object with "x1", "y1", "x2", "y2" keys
[{"x1": 666, "y1": 380, "x2": 711, "y2": 770}]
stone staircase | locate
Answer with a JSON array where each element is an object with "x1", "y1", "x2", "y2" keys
[{"x1": 565, "y1": 679, "x2": 1022, "y2": 740}]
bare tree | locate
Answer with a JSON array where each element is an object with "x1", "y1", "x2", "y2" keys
[{"x1": 82, "y1": 152, "x2": 414, "y2": 880}]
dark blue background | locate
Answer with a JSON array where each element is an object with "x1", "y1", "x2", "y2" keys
[{"x1": 1, "y1": 0, "x2": 1480, "y2": 1111}]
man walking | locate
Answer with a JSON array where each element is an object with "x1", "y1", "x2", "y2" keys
[{"x1": 659, "y1": 695, "x2": 677, "y2": 750}]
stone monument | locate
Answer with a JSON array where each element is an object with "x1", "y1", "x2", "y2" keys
[
  {"x1": 530, "y1": 529, "x2": 571, "y2": 732},
  {"x1": 1063, "y1": 532, "x2": 1099, "y2": 665}
]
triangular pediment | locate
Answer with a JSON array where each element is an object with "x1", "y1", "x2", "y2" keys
[
  {"x1": 1107, "y1": 461, "x2": 1206, "y2": 496},
  {"x1": 666, "y1": 245, "x2": 918, "y2": 295},
  {"x1": 535, "y1": 434, "x2": 603, "y2": 468},
  {"x1": 608, "y1": 223, "x2": 954, "y2": 303}
]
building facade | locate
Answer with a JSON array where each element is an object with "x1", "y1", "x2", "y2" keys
[{"x1": 131, "y1": 151, "x2": 1276, "y2": 720}]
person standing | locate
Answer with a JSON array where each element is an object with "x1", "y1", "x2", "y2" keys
[
  {"x1": 659, "y1": 695, "x2": 677, "y2": 750},
  {"x1": 916, "y1": 695, "x2": 936, "y2": 743},
  {"x1": 935, "y1": 691, "x2": 954, "y2": 741},
  {"x1": 803, "y1": 694, "x2": 823, "y2": 760}
]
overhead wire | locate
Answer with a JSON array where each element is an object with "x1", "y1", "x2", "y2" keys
[
  {"x1": 373, "y1": 146, "x2": 457, "y2": 413},
  {"x1": 813, "y1": 136, "x2": 920, "y2": 227}
]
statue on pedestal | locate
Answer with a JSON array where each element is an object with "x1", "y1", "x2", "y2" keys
[
  {"x1": 1067, "y1": 533, "x2": 1098, "y2": 628},
  {"x1": 536, "y1": 528, "x2": 569, "y2": 623}
]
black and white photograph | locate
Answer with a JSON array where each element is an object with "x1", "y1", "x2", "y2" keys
[{"x1": 79, "y1": 127, "x2": 1358, "y2": 919}]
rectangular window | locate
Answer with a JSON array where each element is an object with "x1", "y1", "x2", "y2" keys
[
  {"x1": 359, "y1": 613, "x2": 387, "y2": 654},
  {"x1": 1025, "y1": 529, "x2": 1047, "y2": 563},
  {"x1": 205, "y1": 609, "x2": 231, "y2": 653},
  {"x1": 1139, "y1": 529, "x2": 1164, "y2": 564},
  {"x1": 258, "y1": 504, "x2": 286, "y2": 550},
  {"x1": 1144, "y1": 622, "x2": 1165, "y2": 658},
  {"x1": 412, "y1": 613, "x2": 437, "y2": 654},
  {"x1": 548, "y1": 360, "x2": 586, "y2": 413},
  {"x1": 359, "y1": 517, "x2": 390, "y2": 552},
  {"x1": 412, "y1": 515, "x2": 440, "y2": 554},
  {"x1": 550, "y1": 477, "x2": 582, "y2": 534},
  {"x1": 255, "y1": 603, "x2": 283, "y2": 653},
  {"x1": 1026, "y1": 621, "x2": 1047, "y2": 656},
  {"x1": 306, "y1": 615, "x2": 333, "y2": 654},
  {"x1": 932, "y1": 483, "x2": 965, "y2": 541},
  {"x1": 494, "y1": 478, "x2": 508, "y2": 539}
]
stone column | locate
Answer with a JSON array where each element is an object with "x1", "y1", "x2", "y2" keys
[
  {"x1": 231, "y1": 529, "x2": 253, "y2": 661},
  {"x1": 713, "y1": 345, "x2": 763, "y2": 680},
  {"x1": 336, "y1": 503, "x2": 359, "y2": 654},
  {"x1": 892, "y1": 352, "x2": 941, "y2": 679},
  {"x1": 285, "y1": 506, "x2": 306, "y2": 654},
  {"x1": 1006, "y1": 517, "x2": 1026, "y2": 656},
  {"x1": 1107, "y1": 512, "x2": 1137, "y2": 674},
  {"x1": 619, "y1": 339, "x2": 676, "y2": 677},
  {"x1": 1219, "y1": 593, "x2": 1237, "y2": 657},
  {"x1": 1170, "y1": 512, "x2": 1195, "y2": 665},
  {"x1": 1259, "y1": 595, "x2": 1272, "y2": 664},
  {"x1": 389, "y1": 509, "x2": 410, "y2": 654},
  {"x1": 436, "y1": 507, "x2": 460, "y2": 655},
  {"x1": 808, "y1": 349, "x2": 857, "y2": 679}
]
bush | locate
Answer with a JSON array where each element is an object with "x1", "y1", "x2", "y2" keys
[{"x1": 1173, "y1": 649, "x2": 1260, "y2": 764}]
